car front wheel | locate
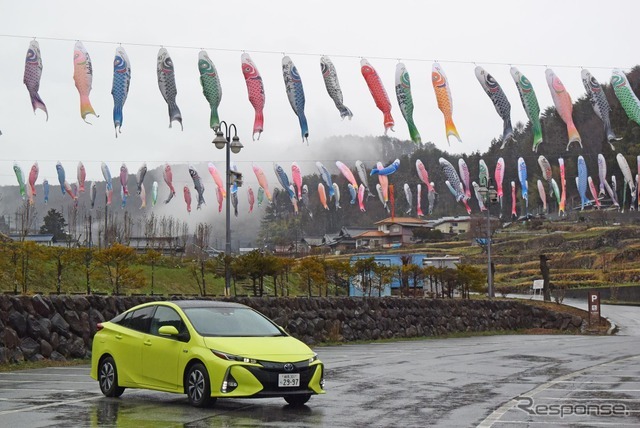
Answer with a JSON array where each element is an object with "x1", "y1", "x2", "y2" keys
[
  {"x1": 186, "y1": 363, "x2": 214, "y2": 407},
  {"x1": 99, "y1": 356, "x2": 125, "y2": 398},
  {"x1": 284, "y1": 394, "x2": 311, "y2": 407}
]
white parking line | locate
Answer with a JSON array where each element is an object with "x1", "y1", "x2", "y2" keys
[
  {"x1": 50, "y1": 366, "x2": 90, "y2": 369},
  {"x1": 477, "y1": 354, "x2": 640, "y2": 428},
  {"x1": 0, "y1": 397, "x2": 77, "y2": 402},
  {"x1": 0, "y1": 389, "x2": 78, "y2": 393},
  {"x1": 0, "y1": 373, "x2": 89, "y2": 377},
  {"x1": 550, "y1": 380, "x2": 640, "y2": 384},
  {"x1": 0, "y1": 380, "x2": 95, "y2": 384},
  {"x1": 494, "y1": 421, "x2": 639, "y2": 426},
  {"x1": 531, "y1": 397, "x2": 640, "y2": 402},
  {"x1": 567, "y1": 374, "x2": 640, "y2": 377},
  {"x1": 544, "y1": 388, "x2": 640, "y2": 393},
  {"x1": 0, "y1": 395, "x2": 102, "y2": 416}
]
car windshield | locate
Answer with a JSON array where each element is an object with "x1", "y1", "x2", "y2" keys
[{"x1": 182, "y1": 307, "x2": 286, "y2": 337}]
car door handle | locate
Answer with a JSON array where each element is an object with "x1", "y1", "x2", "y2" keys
[
  {"x1": 144, "y1": 340, "x2": 152, "y2": 346},
  {"x1": 115, "y1": 334, "x2": 123, "y2": 340}
]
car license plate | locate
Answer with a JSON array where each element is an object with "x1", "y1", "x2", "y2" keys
[{"x1": 278, "y1": 373, "x2": 300, "y2": 387}]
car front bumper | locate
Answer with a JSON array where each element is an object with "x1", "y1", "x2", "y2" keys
[{"x1": 210, "y1": 361, "x2": 325, "y2": 398}]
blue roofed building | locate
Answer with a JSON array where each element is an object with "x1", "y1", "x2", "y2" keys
[{"x1": 348, "y1": 253, "x2": 461, "y2": 297}]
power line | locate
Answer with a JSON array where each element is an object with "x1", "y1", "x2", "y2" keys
[{"x1": 0, "y1": 33, "x2": 631, "y2": 70}]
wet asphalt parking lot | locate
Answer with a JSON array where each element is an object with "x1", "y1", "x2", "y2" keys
[{"x1": 1, "y1": 301, "x2": 639, "y2": 427}]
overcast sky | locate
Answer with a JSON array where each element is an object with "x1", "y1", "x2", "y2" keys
[{"x1": 0, "y1": 0, "x2": 638, "y2": 194}]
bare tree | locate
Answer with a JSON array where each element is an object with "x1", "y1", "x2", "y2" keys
[
  {"x1": 82, "y1": 209, "x2": 95, "y2": 247},
  {"x1": 191, "y1": 223, "x2": 211, "y2": 295},
  {"x1": 73, "y1": 247, "x2": 97, "y2": 294},
  {"x1": 194, "y1": 223, "x2": 211, "y2": 251},
  {"x1": 160, "y1": 215, "x2": 169, "y2": 237},
  {"x1": 18, "y1": 241, "x2": 43, "y2": 294},
  {"x1": 168, "y1": 216, "x2": 176, "y2": 239},
  {"x1": 179, "y1": 220, "x2": 190, "y2": 253},
  {"x1": 135, "y1": 216, "x2": 143, "y2": 238},
  {"x1": 16, "y1": 201, "x2": 38, "y2": 240},
  {"x1": 123, "y1": 211, "x2": 133, "y2": 245},
  {"x1": 143, "y1": 249, "x2": 162, "y2": 295},
  {"x1": 144, "y1": 213, "x2": 158, "y2": 248},
  {"x1": 94, "y1": 209, "x2": 104, "y2": 248},
  {"x1": 48, "y1": 246, "x2": 68, "y2": 293},
  {"x1": 109, "y1": 211, "x2": 120, "y2": 244},
  {"x1": 67, "y1": 203, "x2": 79, "y2": 245}
]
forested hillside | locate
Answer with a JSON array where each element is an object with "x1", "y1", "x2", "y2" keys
[{"x1": 259, "y1": 66, "x2": 640, "y2": 246}]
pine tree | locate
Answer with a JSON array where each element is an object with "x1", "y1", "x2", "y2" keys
[{"x1": 40, "y1": 209, "x2": 68, "y2": 242}]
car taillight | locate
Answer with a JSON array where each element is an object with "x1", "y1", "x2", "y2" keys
[{"x1": 96, "y1": 323, "x2": 104, "y2": 331}]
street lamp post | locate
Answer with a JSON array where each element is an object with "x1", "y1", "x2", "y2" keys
[
  {"x1": 479, "y1": 179, "x2": 498, "y2": 299},
  {"x1": 212, "y1": 121, "x2": 243, "y2": 296},
  {"x1": 486, "y1": 195, "x2": 493, "y2": 298}
]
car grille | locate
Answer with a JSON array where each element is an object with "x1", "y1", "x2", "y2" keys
[{"x1": 247, "y1": 360, "x2": 316, "y2": 393}]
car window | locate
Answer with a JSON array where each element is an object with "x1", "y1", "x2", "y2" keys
[
  {"x1": 112, "y1": 311, "x2": 133, "y2": 328},
  {"x1": 111, "y1": 312, "x2": 126, "y2": 324},
  {"x1": 128, "y1": 306, "x2": 155, "y2": 333},
  {"x1": 150, "y1": 306, "x2": 189, "y2": 340},
  {"x1": 183, "y1": 307, "x2": 285, "y2": 337}
]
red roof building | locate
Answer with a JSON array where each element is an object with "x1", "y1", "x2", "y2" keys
[{"x1": 355, "y1": 217, "x2": 430, "y2": 249}]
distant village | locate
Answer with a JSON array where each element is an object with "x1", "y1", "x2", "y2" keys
[{"x1": 1, "y1": 213, "x2": 471, "y2": 256}]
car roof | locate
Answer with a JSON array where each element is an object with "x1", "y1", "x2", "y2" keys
[{"x1": 168, "y1": 300, "x2": 248, "y2": 309}]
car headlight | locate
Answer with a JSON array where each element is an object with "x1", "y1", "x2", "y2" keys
[
  {"x1": 211, "y1": 350, "x2": 258, "y2": 364},
  {"x1": 309, "y1": 353, "x2": 318, "y2": 363}
]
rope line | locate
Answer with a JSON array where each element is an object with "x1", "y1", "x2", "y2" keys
[{"x1": 0, "y1": 33, "x2": 630, "y2": 70}]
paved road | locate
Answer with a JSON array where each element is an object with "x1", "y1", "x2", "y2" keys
[
  {"x1": 510, "y1": 294, "x2": 640, "y2": 336},
  {"x1": 0, "y1": 303, "x2": 639, "y2": 427}
]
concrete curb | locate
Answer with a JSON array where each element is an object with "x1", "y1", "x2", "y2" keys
[{"x1": 606, "y1": 318, "x2": 618, "y2": 335}]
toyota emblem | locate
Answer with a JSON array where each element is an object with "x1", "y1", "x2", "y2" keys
[{"x1": 283, "y1": 363, "x2": 294, "y2": 372}]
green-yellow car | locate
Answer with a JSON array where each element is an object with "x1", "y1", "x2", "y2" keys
[{"x1": 90, "y1": 300, "x2": 325, "y2": 407}]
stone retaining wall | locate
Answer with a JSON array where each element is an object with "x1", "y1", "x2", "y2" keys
[{"x1": 0, "y1": 295, "x2": 584, "y2": 364}]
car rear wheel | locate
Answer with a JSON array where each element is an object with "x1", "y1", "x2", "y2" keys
[
  {"x1": 284, "y1": 394, "x2": 311, "y2": 407},
  {"x1": 186, "y1": 363, "x2": 214, "y2": 407},
  {"x1": 99, "y1": 356, "x2": 125, "y2": 398}
]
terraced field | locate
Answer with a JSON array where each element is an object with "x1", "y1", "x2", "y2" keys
[{"x1": 411, "y1": 219, "x2": 640, "y2": 293}]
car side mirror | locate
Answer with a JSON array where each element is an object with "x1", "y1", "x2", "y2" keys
[{"x1": 158, "y1": 325, "x2": 179, "y2": 336}]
